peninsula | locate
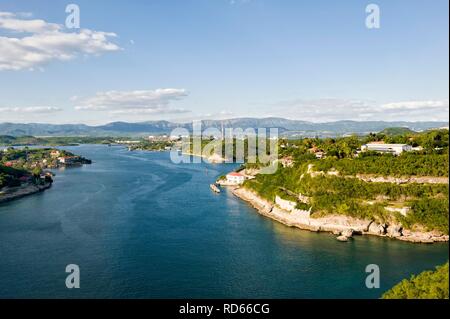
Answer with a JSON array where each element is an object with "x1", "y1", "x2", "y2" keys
[{"x1": 0, "y1": 147, "x2": 91, "y2": 204}]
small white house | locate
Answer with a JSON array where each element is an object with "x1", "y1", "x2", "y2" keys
[
  {"x1": 361, "y1": 143, "x2": 412, "y2": 155},
  {"x1": 226, "y1": 172, "x2": 245, "y2": 185}
]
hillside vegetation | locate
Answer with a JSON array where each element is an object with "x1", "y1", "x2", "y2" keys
[
  {"x1": 0, "y1": 165, "x2": 28, "y2": 189},
  {"x1": 382, "y1": 262, "x2": 449, "y2": 299},
  {"x1": 243, "y1": 129, "x2": 449, "y2": 234}
]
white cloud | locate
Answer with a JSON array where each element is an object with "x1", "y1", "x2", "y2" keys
[
  {"x1": 0, "y1": 11, "x2": 120, "y2": 71},
  {"x1": 229, "y1": 0, "x2": 252, "y2": 5},
  {"x1": 270, "y1": 98, "x2": 449, "y2": 122},
  {"x1": 109, "y1": 108, "x2": 189, "y2": 115},
  {"x1": 74, "y1": 88, "x2": 190, "y2": 115},
  {"x1": 380, "y1": 100, "x2": 449, "y2": 110},
  {"x1": 0, "y1": 106, "x2": 62, "y2": 113}
]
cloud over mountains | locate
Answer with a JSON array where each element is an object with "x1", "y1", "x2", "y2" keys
[
  {"x1": 0, "y1": 106, "x2": 62, "y2": 113},
  {"x1": 273, "y1": 98, "x2": 449, "y2": 122},
  {"x1": 74, "y1": 88, "x2": 190, "y2": 115}
]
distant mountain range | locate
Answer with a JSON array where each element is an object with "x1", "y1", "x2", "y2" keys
[{"x1": 0, "y1": 118, "x2": 448, "y2": 137}]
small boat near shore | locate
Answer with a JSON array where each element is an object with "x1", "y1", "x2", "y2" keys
[{"x1": 210, "y1": 183, "x2": 221, "y2": 193}]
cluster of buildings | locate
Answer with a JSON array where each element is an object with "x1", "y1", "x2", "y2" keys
[
  {"x1": 3, "y1": 160, "x2": 20, "y2": 167},
  {"x1": 50, "y1": 150, "x2": 83, "y2": 165},
  {"x1": 309, "y1": 146, "x2": 326, "y2": 159},
  {"x1": 2, "y1": 149, "x2": 83, "y2": 170},
  {"x1": 57, "y1": 156, "x2": 81, "y2": 165}
]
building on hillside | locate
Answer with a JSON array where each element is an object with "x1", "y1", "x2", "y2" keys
[
  {"x1": 361, "y1": 143, "x2": 412, "y2": 155},
  {"x1": 279, "y1": 156, "x2": 294, "y2": 168},
  {"x1": 314, "y1": 151, "x2": 325, "y2": 159},
  {"x1": 50, "y1": 150, "x2": 61, "y2": 158},
  {"x1": 309, "y1": 146, "x2": 326, "y2": 159},
  {"x1": 58, "y1": 156, "x2": 79, "y2": 164},
  {"x1": 226, "y1": 172, "x2": 245, "y2": 185},
  {"x1": 3, "y1": 160, "x2": 21, "y2": 167}
]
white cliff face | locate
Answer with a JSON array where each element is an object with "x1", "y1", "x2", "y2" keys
[
  {"x1": 232, "y1": 187, "x2": 449, "y2": 244},
  {"x1": 275, "y1": 196, "x2": 311, "y2": 218},
  {"x1": 307, "y1": 164, "x2": 448, "y2": 185},
  {"x1": 385, "y1": 206, "x2": 410, "y2": 217},
  {"x1": 355, "y1": 174, "x2": 448, "y2": 185}
]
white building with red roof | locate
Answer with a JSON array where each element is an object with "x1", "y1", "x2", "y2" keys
[{"x1": 226, "y1": 172, "x2": 245, "y2": 185}]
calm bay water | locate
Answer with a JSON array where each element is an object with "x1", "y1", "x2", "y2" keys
[{"x1": 0, "y1": 144, "x2": 448, "y2": 298}]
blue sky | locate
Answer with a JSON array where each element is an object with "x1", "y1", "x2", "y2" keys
[{"x1": 0, "y1": 0, "x2": 448, "y2": 124}]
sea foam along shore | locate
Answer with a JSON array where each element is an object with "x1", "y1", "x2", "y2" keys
[
  {"x1": 231, "y1": 187, "x2": 449, "y2": 244},
  {"x1": 0, "y1": 183, "x2": 52, "y2": 204}
]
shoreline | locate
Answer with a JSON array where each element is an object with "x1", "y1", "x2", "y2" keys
[
  {"x1": 182, "y1": 151, "x2": 227, "y2": 163},
  {"x1": 231, "y1": 186, "x2": 449, "y2": 244},
  {"x1": 0, "y1": 182, "x2": 52, "y2": 204}
]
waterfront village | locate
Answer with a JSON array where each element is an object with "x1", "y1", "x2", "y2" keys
[{"x1": 0, "y1": 147, "x2": 91, "y2": 203}]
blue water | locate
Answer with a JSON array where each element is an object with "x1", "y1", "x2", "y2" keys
[{"x1": 0, "y1": 145, "x2": 448, "y2": 298}]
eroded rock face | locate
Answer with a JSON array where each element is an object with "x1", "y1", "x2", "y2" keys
[
  {"x1": 336, "y1": 235, "x2": 349, "y2": 242},
  {"x1": 368, "y1": 222, "x2": 386, "y2": 235},
  {"x1": 400, "y1": 230, "x2": 449, "y2": 243},
  {"x1": 386, "y1": 225, "x2": 403, "y2": 238},
  {"x1": 341, "y1": 229, "x2": 354, "y2": 238},
  {"x1": 231, "y1": 187, "x2": 448, "y2": 244},
  {"x1": 355, "y1": 174, "x2": 448, "y2": 185}
]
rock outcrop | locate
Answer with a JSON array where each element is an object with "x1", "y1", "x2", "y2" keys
[
  {"x1": 0, "y1": 182, "x2": 52, "y2": 204},
  {"x1": 232, "y1": 187, "x2": 449, "y2": 244},
  {"x1": 367, "y1": 222, "x2": 386, "y2": 235},
  {"x1": 386, "y1": 224, "x2": 403, "y2": 238},
  {"x1": 336, "y1": 235, "x2": 349, "y2": 242}
]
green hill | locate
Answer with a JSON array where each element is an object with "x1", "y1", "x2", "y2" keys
[
  {"x1": 382, "y1": 262, "x2": 449, "y2": 299},
  {"x1": 379, "y1": 127, "x2": 417, "y2": 136}
]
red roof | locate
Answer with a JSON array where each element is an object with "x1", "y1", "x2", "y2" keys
[{"x1": 227, "y1": 172, "x2": 244, "y2": 177}]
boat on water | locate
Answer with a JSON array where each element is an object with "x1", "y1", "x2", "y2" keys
[{"x1": 210, "y1": 184, "x2": 221, "y2": 193}]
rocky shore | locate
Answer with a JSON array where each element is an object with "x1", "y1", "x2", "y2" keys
[
  {"x1": 0, "y1": 182, "x2": 52, "y2": 204},
  {"x1": 232, "y1": 187, "x2": 449, "y2": 244}
]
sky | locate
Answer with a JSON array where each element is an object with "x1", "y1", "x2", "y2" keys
[{"x1": 0, "y1": 0, "x2": 448, "y2": 125}]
